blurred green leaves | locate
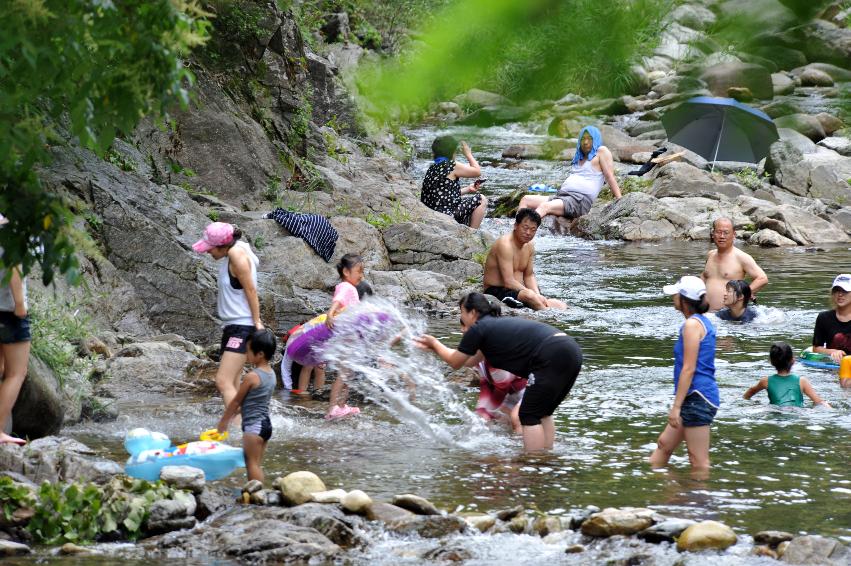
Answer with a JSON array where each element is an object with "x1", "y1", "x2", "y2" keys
[
  {"x1": 0, "y1": 0, "x2": 210, "y2": 283},
  {"x1": 355, "y1": 0, "x2": 673, "y2": 123}
]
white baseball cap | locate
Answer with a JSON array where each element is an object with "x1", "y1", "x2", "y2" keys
[
  {"x1": 663, "y1": 275, "x2": 706, "y2": 301},
  {"x1": 0, "y1": 213, "x2": 7, "y2": 226},
  {"x1": 832, "y1": 274, "x2": 851, "y2": 292}
]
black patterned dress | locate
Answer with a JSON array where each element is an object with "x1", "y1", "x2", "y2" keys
[{"x1": 420, "y1": 160, "x2": 483, "y2": 226}]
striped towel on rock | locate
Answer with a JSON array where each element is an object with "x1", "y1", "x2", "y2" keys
[{"x1": 265, "y1": 208, "x2": 338, "y2": 262}]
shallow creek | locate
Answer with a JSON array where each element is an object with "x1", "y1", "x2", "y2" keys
[{"x1": 49, "y1": 124, "x2": 851, "y2": 563}]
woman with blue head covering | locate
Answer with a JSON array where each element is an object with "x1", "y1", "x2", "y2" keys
[{"x1": 519, "y1": 125, "x2": 622, "y2": 219}]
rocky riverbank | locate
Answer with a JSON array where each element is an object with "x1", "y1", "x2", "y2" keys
[{"x1": 1, "y1": 437, "x2": 848, "y2": 564}]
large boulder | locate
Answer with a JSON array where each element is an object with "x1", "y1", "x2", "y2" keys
[
  {"x1": 766, "y1": 140, "x2": 851, "y2": 204},
  {"x1": 781, "y1": 535, "x2": 850, "y2": 565},
  {"x1": 102, "y1": 340, "x2": 204, "y2": 399},
  {"x1": 821, "y1": 136, "x2": 851, "y2": 156},
  {"x1": 597, "y1": 125, "x2": 657, "y2": 162},
  {"x1": 774, "y1": 114, "x2": 827, "y2": 142},
  {"x1": 11, "y1": 357, "x2": 64, "y2": 439},
  {"x1": 651, "y1": 162, "x2": 750, "y2": 200},
  {"x1": 700, "y1": 62, "x2": 773, "y2": 100},
  {"x1": 772, "y1": 73, "x2": 796, "y2": 95},
  {"x1": 0, "y1": 436, "x2": 122, "y2": 485},
  {"x1": 799, "y1": 67, "x2": 834, "y2": 87},
  {"x1": 676, "y1": 520, "x2": 737, "y2": 552},
  {"x1": 756, "y1": 205, "x2": 850, "y2": 245},
  {"x1": 382, "y1": 220, "x2": 491, "y2": 267},
  {"x1": 749, "y1": 228, "x2": 797, "y2": 247},
  {"x1": 797, "y1": 20, "x2": 851, "y2": 69},
  {"x1": 791, "y1": 62, "x2": 851, "y2": 83}
]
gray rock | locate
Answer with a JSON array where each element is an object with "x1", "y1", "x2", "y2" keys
[
  {"x1": 199, "y1": 518, "x2": 340, "y2": 562},
  {"x1": 278, "y1": 503, "x2": 362, "y2": 547},
  {"x1": 454, "y1": 89, "x2": 511, "y2": 109},
  {"x1": 382, "y1": 221, "x2": 491, "y2": 267},
  {"x1": 772, "y1": 73, "x2": 796, "y2": 96},
  {"x1": 754, "y1": 530, "x2": 795, "y2": 547},
  {"x1": 565, "y1": 505, "x2": 600, "y2": 530},
  {"x1": 670, "y1": 4, "x2": 716, "y2": 29},
  {"x1": 597, "y1": 125, "x2": 657, "y2": 162},
  {"x1": 799, "y1": 68, "x2": 834, "y2": 87},
  {"x1": 781, "y1": 535, "x2": 849, "y2": 565},
  {"x1": 797, "y1": 20, "x2": 851, "y2": 69},
  {"x1": 389, "y1": 515, "x2": 467, "y2": 538},
  {"x1": 818, "y1": 136, "x2": 851, "y2": 156},
  {"x1": 791, "y1": 63, "x2": 851, "y2": 83},
  {"x1": 700, "y1": 62, "x2": 773, "y2": 100},
  {"x1": 391, "y1": 494, "x2": 441, "y2": 516},
  {"x1": 651, "y1": 161, "x2": 749, "y2": 199},
  {"x1": 779, "y1": 128, "x2": 819, "y2": 154},
  {"x1": 12, "y1": 356, "x2": 64, "y2": 439},
  {"x1": 249, "y1": 489, "x2": 282, "y2": 506},
  {"x1": 103, "y1": 341, "x2": 206, "y2": 398},
  {"x1": 750, "y1": 228, "x2": 798, "y2": 247},
  {"x1": 580, "y1": 507, "x2": 655, "y2": 537},
  {"x1": 320, "y1": 12, "x2": 349, "y2": 43},
  {"x1": 637, "y1": 518, "x2": 696, "y2": 543},
  {"x1": 160, "y1": 466, "x2": 205, "y2": 494},
  {"x1": 145, "y1": 494, "x2": 197, "y2": 534},
  {"x1": 366, "y1": 502, "x2": 416, "y2": 524},
  {"x1": 757, "y1": 205, "x2": 850, "y2": 244},
  {"x1": 194, "y1": 487, "x2": 230, "y2": 521},
  {"x1": 775, "y1": 114, "x2": 827, "y2": 142},
  {"x1": 0, "y1": 540, "x2": 31, "y2": 556},
  {"x1": 831, "y1": 207, "x2": 851, "y2": 234},
  {"x1": 816, "y1": 113, "x2": 845, "y2": 137},
  {"x1": 423, "y1": 544, "x2": 472, "y2": 562},
  {"x1": 0, "y1": 436, "x2": 122, "y2": 485},
  {"x1": 242, "y1": 479, "x2": 263, "y2": 495}
]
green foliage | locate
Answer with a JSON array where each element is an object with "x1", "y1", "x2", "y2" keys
[
  {"x1": 253, "y1": 235, "x2": 267, "y2": 250},
  {"x1": 28, "y1": 292, "x2": 95, "y2": 388},
  {"x1": 0, "y1": 477, "x2": 35, "y2": 524},
  {"x1": 365, "y1": 201, "x2": 412, "y2": 229},
  {"x1": 207, "y1": 210, "x2": 221, "y2": 221},
  {"x1": 734, "y1": 168, "x2": 769, "y2": 190},
  {"x1": 356, "y1": 0, "x2": 672, "y2": 123},
  {"x1": 26, "y1": 477, "x2": 188, "y2": 544},
  {"x1": 168, "y1": 159, "x2": 196, "y2": 177},
  {"x1": 28, "y1": 482, "x2": 102, "y2": 545},
  {"x1": 0, "y1": 1, "x2": 211, "y2": 284},
  {"x1": 106, "y1": 148, "x2": 139, "y2": 173},
  {"x1": 471, "y1": 251, "x2": 488, "y2": 267},
  {"x1": 599, "y1": 176, "x2": 652, "y2": 201}
]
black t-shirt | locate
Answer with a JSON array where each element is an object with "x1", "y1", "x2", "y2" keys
[
  {"x1": 812, "y1": 310, "x2": 851, "y2": 353},
  {"x1": 716, "y1": 306, "x2": 758, "y2": 322},
  {"x1": 456, "y1": 316, "x2": 561, "y2": 377}
]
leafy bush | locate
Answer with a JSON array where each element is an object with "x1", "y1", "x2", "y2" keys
[
  {"x1": 734, "y1": 168, "x2": 769, "y2": 190},
  {"x1": 0, "y1": 477, "x2": 35, "y2": 524},
  {"x1": 28, "y1": 293, "x2": 96, "y2": 388}
]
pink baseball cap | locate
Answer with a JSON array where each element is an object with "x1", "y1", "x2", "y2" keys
[{"x1": 192, "y1": 222, "x2": 235, "y2": 253}]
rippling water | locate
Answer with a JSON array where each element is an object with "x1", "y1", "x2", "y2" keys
[{"x1": 61, "y1": 124, "x2": 851, "y2": 564}]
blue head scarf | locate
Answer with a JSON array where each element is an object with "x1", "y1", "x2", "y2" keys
[{"x1": 571, "y1": 126, "x2": 602, "y2": 166}]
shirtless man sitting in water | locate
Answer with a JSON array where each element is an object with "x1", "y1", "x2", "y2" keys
[
  {"x1": 483, "y1": 208, "x2": 567, "y2": 311},
  {"x1": 701, "y1": 217, "x2": 768, "y2": 311}
]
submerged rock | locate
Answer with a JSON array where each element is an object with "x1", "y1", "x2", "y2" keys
[
  {"x1": 392, "y1": 494, "x2": 441, "y2": 516},
  {"x1": 676, "y1": 520, "x2": 737, "y2": 552},
  {"x1": 276, "y1": 471, "x2": 326, "y2": 506}
]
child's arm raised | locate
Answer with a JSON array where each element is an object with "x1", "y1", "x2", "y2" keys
[
  {"x1": 743, "y1": 377, "x2": 768, "y2": 400},
  {"x1": 218, "y1": 372, "x2": 261, "y2": 432},
  {"x1": 800, "y1": 377, "x2": 832, "y2": 408}
]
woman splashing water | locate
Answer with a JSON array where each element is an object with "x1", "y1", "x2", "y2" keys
[{"x1": 415, "y1": 293, "x2": 582, "y2": 452}]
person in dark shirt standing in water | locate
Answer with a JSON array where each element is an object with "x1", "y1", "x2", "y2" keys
[
  {"x1": 813, "y1": 274, "x2": 851, "y2": 388},
  {"x1": 415, "y1": 293, "x2": 582, "y2": 452}
]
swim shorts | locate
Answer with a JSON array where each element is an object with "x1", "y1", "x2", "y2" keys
[
  {"x1": 220, "y1": 324, "x2": 254, "y2": 355},
  {"x1": 679, "y1": 392, "x2": 717, "y2": 427},
  {"x1": 0, "y1": 312, "x2": 31, "y2": 344},
  {"x1": 242, "y1": 415, "x2": 272, "y2": 441},
  {"x1": 484, "y1": 286, "x2": 525, "y2": 308},
  {"x1": 518, "y1": 334, "x2": 583, "y2": 426},
  {"x1": 549, "y1": 190, "x2": 593, "y2": 219}
]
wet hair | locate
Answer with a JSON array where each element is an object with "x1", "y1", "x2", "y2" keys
[
  {"x1": 725, "y1": 279, "x2": 752, "y2": 306},
  {"x1": 680, "y1": 294, "x2": 710, "y2": 315},
  {"x1": 432, "y1": 135, "x2": 459, "y2": 160},
  {"x1": 769, "y1": 341, "x2": 794, "y2": 373},
  {"x1": 356, "y1": 280, "x2": 374, "y2": 299},
  {"x1": 247, "y1": 329, "x2": 277, "y2": 360},
  {"x1": 336, "y1": 253, "x2": 363, "y2": 278},
  {"x1": 459, "y1": 292, "x2": 502, "y2": 318},
  {"x1": 515, "y1": 208, "x2": 542, "y2": 226}
]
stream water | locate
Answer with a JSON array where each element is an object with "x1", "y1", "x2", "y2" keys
[{"x1": 53, "y1": 123, "x2": 851, "y2": 564}]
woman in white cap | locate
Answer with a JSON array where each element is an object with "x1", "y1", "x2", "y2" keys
[
  {"x1": 193, "y1": 222, "x2": 263, "y2": 409},
  {"x1": 812, "y1": 274, "x2": 851, "y2": 387},
  {"x1": 650, "y1": 275, "x2": 719, "y2": 476},
  {"x1": 0, "y1": 213, "x2": 29, "y2": 445}
]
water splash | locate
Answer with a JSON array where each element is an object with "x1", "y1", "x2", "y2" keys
[{"x1": 318, "y1": 298, "x2": 494, "y2": 447}]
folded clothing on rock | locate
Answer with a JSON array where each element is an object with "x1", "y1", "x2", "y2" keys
[{"x1": 265, "y1": 208, "x2": 338, "y2": 262}]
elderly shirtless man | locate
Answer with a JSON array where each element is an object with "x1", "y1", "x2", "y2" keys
[
  {"x1": 702, "y1": 217, "x2": 768, "y2": 310},
  {"x1": 483, "y1": 208, "x2": 567, "y2": 310}
]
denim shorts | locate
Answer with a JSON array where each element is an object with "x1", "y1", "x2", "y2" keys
[
  {"x1": 0, "y1": 312, "x2": 31, "y2": 344},
  {"x1": 680, "y1": 392, "x2": 717, "y2": 427}
]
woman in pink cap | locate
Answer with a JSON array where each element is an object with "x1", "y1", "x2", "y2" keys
[
  {"x1": 193, "y1": 222, "x2": 263, "y2": 409},
  {"x1": 0, "y1": 212, "x2": 29, "y2": 445}
]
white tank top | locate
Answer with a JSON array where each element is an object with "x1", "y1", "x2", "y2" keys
[
  {"x1": 560, "y1": 159, "x2": 605, "y2": 199},
  {"x1": 217, "y1": 241, "x2": 259, "y2": 326}
]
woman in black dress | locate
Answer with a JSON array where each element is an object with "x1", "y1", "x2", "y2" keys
[{"x1": 420, "y1": 136, "x2": 488, "y2": 228}]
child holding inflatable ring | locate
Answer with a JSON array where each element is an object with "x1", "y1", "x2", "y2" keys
[
  {"x1": 325, "y1": 254, "x2": 365, "y2": 419},
  {"x1": 217, "y1": 329, "x2": 277, "y2": 482}
]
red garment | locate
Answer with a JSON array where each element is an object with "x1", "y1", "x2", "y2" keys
[{"x1": 475, "y1": 361, "x2": 526, "y2": 420}]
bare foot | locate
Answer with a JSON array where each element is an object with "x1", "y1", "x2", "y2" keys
[{"x1": 0, "y1": 432, "x2": 26, "y2": 446}]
